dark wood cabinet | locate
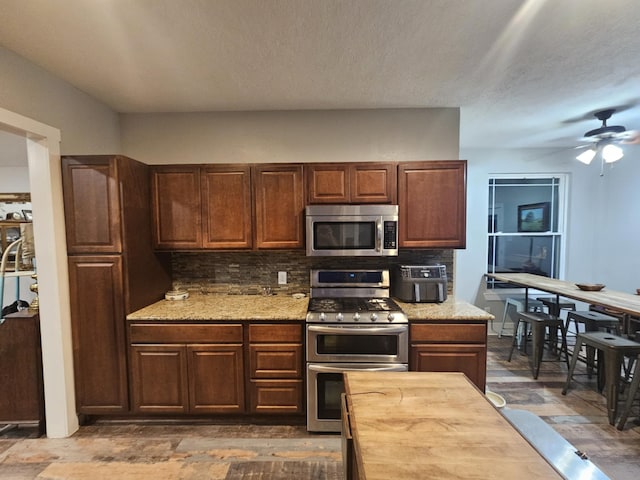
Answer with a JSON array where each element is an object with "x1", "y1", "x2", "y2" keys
[
  {"x1": 201, "y1": 165, "x2": 253, "y2": 249},
  {"x1": 398, "y1": 161, "x2": 467, "y2": 248},
  {"x1": 254, "y1": 164, "x2": 305, "y2": 249},
  {"x1": 62, "y1": 155, "x2": 172, "y2": 415},
  {"x1": 247, "y1": 323, "x2": 304, "y2": 414},
  {"x1": 307, "y1": 162, "x2": 396, "y2": 204},
  {"x1": 0, "y1": 311, "x2": 45, "y2": 433},
  {"x1": 67, "y1": 255, "x2": 129, "y2": 413},
  {"x1": 62, "y1": 157, "x2": 122, "y2": 254},
  {"x1": 410, "y1": 322, "x2": 487, "y2": 391},
  {"x1": 150, "y1": 166, "x2": 202, "y2": 249},
  {"x1": 129, "y1": 323, "x2": 245, "y2": 414}
]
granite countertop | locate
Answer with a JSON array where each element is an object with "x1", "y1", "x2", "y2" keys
[
  {"x1": 127, "y1": 293, "x2": 309, "y2": 321},
  {"x1": 127, "y1": 293, "x2": 493, "y2": 322},
  {"x1": 394, "y1": 297, "x2": 494, "y2": 321}
]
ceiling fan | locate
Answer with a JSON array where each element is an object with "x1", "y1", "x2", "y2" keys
[{"x1": 575, "y1": 109, "x2": 639, "y2": 170}]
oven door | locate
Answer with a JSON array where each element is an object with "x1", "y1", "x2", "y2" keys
[
  {"x1": 306, "y1": 362, "x2": 408, "y2": 432},
  {"x1": 306, "y1": 324, "x2": 408, "y2": 363}
]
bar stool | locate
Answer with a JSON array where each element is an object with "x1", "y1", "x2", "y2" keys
[
  {"x1": 565, "y1": 310, "x2": 621, "y2": 383},
  {"x1": 498, "y1": 296, "x2": 546, "y2": 338},
  {"x1": 562, "y1": 331, "x2": 640, "y2": 425},
  {"x1": 617, "y1": 353, "x2": 640, "y2": 430},
  {"x1": 536, "y1": 296, "x2": 576, "y2": 318},
  {"x1": 508, "y1": 311, "x2": 569, "y2": 379}
]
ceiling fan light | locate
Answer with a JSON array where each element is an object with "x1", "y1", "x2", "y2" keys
[
  {"x1": 576, "y1": 148, "x2": 596, "y2": 164},
  {"x1": 602, "y1": 144, "x2": 623, "y2": 163}
]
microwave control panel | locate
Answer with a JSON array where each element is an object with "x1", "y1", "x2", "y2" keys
[{"x1": 383, "y1": 221, "x2": 397, "y2": 249}]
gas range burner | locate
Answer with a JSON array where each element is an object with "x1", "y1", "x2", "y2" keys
[{"x1": 306, "y1": 297, "x2": 407, "y2": 324}]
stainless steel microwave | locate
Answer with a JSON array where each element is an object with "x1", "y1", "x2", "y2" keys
[{"x1": 305, "y1": 204, "x2": 398, "y2": 256}]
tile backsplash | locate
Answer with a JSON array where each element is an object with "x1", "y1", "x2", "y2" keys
[{"x1": 172, "y1": 249, "x2": 453, "y2": 295}]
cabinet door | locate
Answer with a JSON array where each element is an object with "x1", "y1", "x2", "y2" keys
[
  {"x1": 62, "y1": 156, "x2": 122, "y2": 254},
  {"x1": 350, "y1": 163, "x2": 397, "y2": 204},
  {"x1": 201, "y1": 165, "x2": 252, "y2": 249},
  {"x1": 398, "y1": 161, "x2": 467, "y2": 248},
  {"x1": 68, "y1": 255, "x2": 128, "y2": 413},
  {"x1": 188, "y1": 344, "x2": 245, "y2": 413},
  {"x1": 130, "y1": 344, "x2": 189, "y2": 414},
  {"x1": 253, "y1": 164, "x2": 305, "y2": 249},
  {"x1": 306, "y1": 164, "x2": 350, "y2": 204},
  {"x1": 151, "y1": 166, "x2": 202, "y2": 249},
  {"x1": 411, "y1": 344, "x2": 486, "y2": 391}
]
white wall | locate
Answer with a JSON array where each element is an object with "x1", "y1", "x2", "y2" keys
[
  {"x1": 120, "y1": 109, "x2": 460, "y2": 164},
  {"x1": 456, "y1": 146, "x2": 640, "y2": 310},
  {"x1": 0, "y1": 46, "x2": 121, "y2": 153}
]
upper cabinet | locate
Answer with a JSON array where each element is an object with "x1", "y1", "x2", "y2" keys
[
  {"x1": 201, "y1": 165, "x2": 253, "y2": 249},
  {"x1": 398, "y1": 161, "x2": 467, "y2": 249},
  {"x1": 62, "y1": 157, "x2": 122, "y2": 254},
  {"x1": 254, "y1": 164, "x2": 305, "y2": 249},
  {"x1": 151, "y1": 164, "x2": 303, "y2": 250},
  {"x1": 306, "y1": 162, "x2": 396, "y2": 204},
  {"x1": 151, "y1": 166, "x2": 202, "y2": 249}
]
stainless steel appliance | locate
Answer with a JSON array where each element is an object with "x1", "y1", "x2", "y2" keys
[
  {"x1": 306, "y1": 269, "x2": 408, "y2": 432},
  {"x1": 305, "y1": 204, "x2": 398, "y2": 257},
  {"x1": 392, "y1": 264, "x2": 448, "y2": 303}
]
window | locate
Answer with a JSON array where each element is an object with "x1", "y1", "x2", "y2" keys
[{"x1": 487, "y1": 175, "x2": 568, "y2": 288}]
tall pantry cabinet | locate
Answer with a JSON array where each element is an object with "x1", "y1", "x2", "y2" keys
[{"x1": 62, "y1": 155, "x2": 171, "y2": 415}]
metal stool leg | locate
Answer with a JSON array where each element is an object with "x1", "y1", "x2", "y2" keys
[
  {"x1": 508, "y1": 318, "x2": 522, "y2": 362},
  {"x1": 562, "y1": 336, "x2": 585, "y2": 395},
  {"x1": 617, "y1": 355, "x2": 640, "y2": 430}
]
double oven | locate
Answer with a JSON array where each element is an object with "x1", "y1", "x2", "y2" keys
[{"x1": 305, "y1": 269, "x2": 408, "y2": 432}]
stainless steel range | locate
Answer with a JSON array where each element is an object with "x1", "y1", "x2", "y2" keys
[{"x1": 306, "y1": 269, "x2": 408, "y2": 432}]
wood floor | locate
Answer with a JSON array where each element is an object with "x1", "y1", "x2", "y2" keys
[{"x1": 1, "y1": 335, "x2": 639, "y2": 479}]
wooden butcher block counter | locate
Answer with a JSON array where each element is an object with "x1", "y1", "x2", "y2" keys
[{"x1": 342, "y1": 371, "x2": 563, "y2": 480}]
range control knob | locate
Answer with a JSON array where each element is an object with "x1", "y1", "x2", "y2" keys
[
  {"x1": 319, "y1": 312, "x2": 326, "y2": 322},
  {"x1": 387, "y1": 313, "x2": 395, "y2": 322},
  {"x1": 370, "y1": 313, "x2": 378, "y2": 322},
  {"x1": 336, "y1": 313, "x2": 344, "y2": 322},
  {"x1": 353, "y1": 312, "x2": 360, "y2": 321}
]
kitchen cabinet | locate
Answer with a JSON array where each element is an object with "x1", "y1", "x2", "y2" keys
[
  {"x1": 0, "y1": 311, "x2": 45, "y2": 434},
  {"x1": 152, "y1": 163, "x2": 301, "y2": 250},
  {"x1": 129, "y1": 323, "x2": 245, "y2": 414},
  {"x1": 62, "y1": 155, "x2": 171, "y2": 415},
  {"x1": 398, "y1": 161, "x2": 467, "y2": 248},
  {"x1": 247, "y1": 323, "x2": 304, "y2": 414},
  {"x1": 410, "y1": 322, "x2": 487, "y2": 391},
  {"x1": 253, "y1": 164, "x2": 305, "y2": 249},
  {"x1": 306, "y1": 162, "x2": 396, "y2": 204},
  {"x1": 201, "y1": 165, "x2": 253, "y2": 249},
  {"x1": 151, "y1": 165, "x2": 253, "y2": 250}
]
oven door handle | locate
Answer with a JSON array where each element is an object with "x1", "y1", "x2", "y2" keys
[
  {"x1": 308, "y1": 364, "x2": 408, "y2": 373},
  {"x1": 307, "y1": 325, "x2": 407, "y2": 335}
]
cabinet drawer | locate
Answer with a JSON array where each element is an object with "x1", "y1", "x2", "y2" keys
[
  {"x1": 249, "y1": 323, "x2": 302, "y2": 343},
  {"x1": 248, "y1": 379, "x2": 304, "y2": 414},
  {"x1": 411, "y1": 323, "x2": 486, "y2": 343},
  {"x1": 249, "y1": 344, "x2": 303, "y2": 378},
  {"x1": 130, "y1": 323, "x2": 243, "y2": 343}
]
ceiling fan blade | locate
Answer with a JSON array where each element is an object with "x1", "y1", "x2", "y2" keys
[{"x1": 621, "y1": 130, "x2": 640, "y2": 144}]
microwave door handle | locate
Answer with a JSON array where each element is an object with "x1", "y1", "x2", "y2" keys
[
  {"x1": 376, "y1": 219, "x2": 382, "y2": 252},
  {"x1": 308, "y1": 364, "x2": 407, "y2": 373},
  {"x1": 307, "y1": 325, "x2": 408, "y2": 335}
]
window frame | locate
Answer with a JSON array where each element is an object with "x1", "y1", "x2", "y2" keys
[{"x1": 486, "y1": 173, "x2": 569, "y2": 289}]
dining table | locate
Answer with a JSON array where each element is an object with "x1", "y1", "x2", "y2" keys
[{"x1": 486, "y1": 273, "x2": 640, "y2": 332}]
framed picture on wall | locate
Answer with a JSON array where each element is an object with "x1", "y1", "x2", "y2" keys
[{"x1": 517, "y1": 202, "x2": 550, "y2": 232}]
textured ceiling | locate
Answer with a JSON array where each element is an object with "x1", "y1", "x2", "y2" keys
[{"x1": 1, "y1": 0, "x2": 639, "y2": 148}]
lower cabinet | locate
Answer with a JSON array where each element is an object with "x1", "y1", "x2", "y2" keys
[
  {"x1": 128, "y1": 321, "x2": 304, "y2": 416},
  {"x1": 129, "y1": 323, "x2": 245, "y2": 414},
  {"x1": 410, "y1": 322, "x2": 487, "y2": 391},
  {"x1": 247, "y1": 323, "x2": 304, "y2": 414}
]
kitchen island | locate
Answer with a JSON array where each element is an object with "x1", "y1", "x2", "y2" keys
[{"x1": 342, "y1": 371, "x2": 563, "y2": 480}]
